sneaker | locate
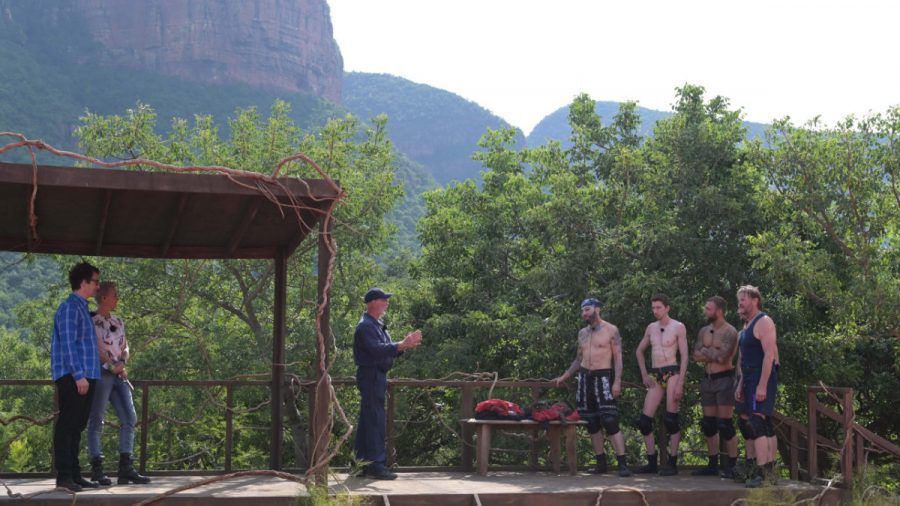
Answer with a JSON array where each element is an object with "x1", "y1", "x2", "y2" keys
[
  {"x1": 363, "y1": 464, "x2": 398, "y2": 480},
  {"x1": 719, "y1": 466, "x2": 735, "y2": 479},
  {"x1": 691, "y1": 466, "x2": 718, "y2": 476},
  {"x1": 618, "y1": 465, "x2": 632, "y2": 477}
]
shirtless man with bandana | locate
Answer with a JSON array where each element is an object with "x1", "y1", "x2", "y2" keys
[{"x1": 554, "y1": 298, "x2": 631, "y2": 477}]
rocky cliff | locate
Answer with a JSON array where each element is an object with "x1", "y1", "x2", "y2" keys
[{"x1": 5, "y1": 0, "x2": 344, "y2": 102}]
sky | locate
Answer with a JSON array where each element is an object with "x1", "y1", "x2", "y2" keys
[{"x1": 328, "y1": 0, "x2": 899, "y2": 135}]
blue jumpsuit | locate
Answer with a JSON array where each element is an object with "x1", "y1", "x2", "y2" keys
[{"x1": 353, "y1": 313, "x2": 402, "y2": 465}]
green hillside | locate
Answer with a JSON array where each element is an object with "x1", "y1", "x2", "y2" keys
[
  {"x1": 528, "y1": 100, "x2": 769, "y2": 147},
  {"x1": 343, "y1": 72, "x2": 525, "y2": 185}
]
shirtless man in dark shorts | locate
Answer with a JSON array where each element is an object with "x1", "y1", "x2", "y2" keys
[
  {"x1": 635, "y1": 294, "x2": 688, "y2": 475},
  {"x1": 555, "y1": 298, "x2": 631, "y2": 477},
  {"x1": 691, "y1": 296, "x2": 739, "y2": 477}
]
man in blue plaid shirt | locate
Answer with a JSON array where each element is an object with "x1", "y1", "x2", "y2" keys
[{"x1": 50, "y1": 262, "x2": 102, "y2": 491}]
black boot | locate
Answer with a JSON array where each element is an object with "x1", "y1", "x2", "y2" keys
[
  {"x1": 117, "y1": 453, "x2": 151, "y2": 484},
  {"x1": 691, "y1": 454, "x2": 718, "y2": 476},
  {"x1": 658, "y1": 454, "x2": 679, "y2": 476},
  {"x1": 616, "y1": 454, "x2": 632, "y2": 477},
  {"x1": 590, "y1": 453, "x2": 608, "y2": 474},
  {"x1": 90, "y1": 457, "x2": 112, "y2": 486},
  {"x1": 719, "y1": 456, "x2": 737, "y2": 479},
  {"x1": 636, "y1": 453, "x2": 657, "y2": 474},
  {"x1": 55, "y1": 476, "x2": 82, "y2": 492}
]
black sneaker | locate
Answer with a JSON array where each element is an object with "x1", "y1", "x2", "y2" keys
[
  {"x1": 589, "y1": 454, "x2": 608, "y2": 474},
  {"x1": 691, "y1": 466, "x2": 718, "y2": 476},
  {"x1": 719, "y1": 466, "x2": 735, "y2": 479},
  {"x1": 618, "y1": 464, "x2": 632, "y2": 477},
  {"x1": 363, "y1": 465, "x2": 398, "y2": 480}
]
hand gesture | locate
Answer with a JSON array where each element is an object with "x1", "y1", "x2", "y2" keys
[{"x1": 400, "y1": 330, "x2": 423, "y2": 350}]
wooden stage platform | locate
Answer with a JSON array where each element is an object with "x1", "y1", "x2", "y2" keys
[{"x1": 1, "y1": 471, "x2": 842, "y2": 505}]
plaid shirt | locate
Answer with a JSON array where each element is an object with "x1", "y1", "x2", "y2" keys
[{"x1": 50, "y1": 293, "x2": 100, "y2": 381}]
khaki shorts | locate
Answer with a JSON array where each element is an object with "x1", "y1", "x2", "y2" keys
[{"x1": 700, "y1": 372, "x2": 736, "y2": 407}]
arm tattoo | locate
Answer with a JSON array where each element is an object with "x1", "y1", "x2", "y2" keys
[{"x1": 708, "y1": 331, "x2": 738, "y2": 364}]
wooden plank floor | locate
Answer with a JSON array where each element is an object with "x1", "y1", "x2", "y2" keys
[{"x1": 0, "y1": 472, "x2": 842, "y2": 505}]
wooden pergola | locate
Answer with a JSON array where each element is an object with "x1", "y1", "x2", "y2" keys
[{"x1": 0, "y1": 161, "x2": 341, "y2": 471}]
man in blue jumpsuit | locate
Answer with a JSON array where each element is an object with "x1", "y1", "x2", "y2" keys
[{"x1": 353, "y1": 288, "x2": 422, "y2": 479}]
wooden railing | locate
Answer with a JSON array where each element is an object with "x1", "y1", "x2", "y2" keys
[
  {"x1": 2, "y1": 378, "x2": 897, "y2": 484},
  {"x1": 772, "y1": 385, "x2": 900, "y2": 487}
]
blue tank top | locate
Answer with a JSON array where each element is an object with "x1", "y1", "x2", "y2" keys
[{"x1": 739, "y1": 312, "x2": 767, "y2": 370}]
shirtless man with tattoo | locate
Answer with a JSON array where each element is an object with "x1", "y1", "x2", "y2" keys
[
  {"x1": 635, "y1": 294, "x2": 688, "y2": 475},
  {"x1": 691, "y1": 296, "x2": 739, "y2": 478},
  {"x1": 555, "y1": 298, "x2": 631, "y2": 477}
]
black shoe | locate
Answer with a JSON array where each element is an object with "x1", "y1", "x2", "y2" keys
[
  {"x1": 691, "y1": 466, "x2": 718, "y2": 476},
  {"x1": 73, "y1": 475, "x2": 100, "y2": 488},
  {"x1": 589, "y1": 454, "x2": 608, "y2": 474},
  {"x1": 618, "y1": 465, "x2": 632, "y2": 477},
  {"x1": 90, "y1": 457, "x2": 112, "y2": 486},
  {"x1": 55, "y1": 478, "x2": 82, "y2": 492},
  {"x1": 364, "y1": 467, "x2": 398, "y2": 480},
  {"x1": 117, "y1": 453, "x2": 151, "y2": 484},
  {"x1": 658, "y1": 455, "x2": 678, "y2": 476},
  {"x1": 720, "y1": 466, "x2": 735, "y2": 479},
  {"x1": 636, "y1": 454, "x2": 658, "y2": 474}
]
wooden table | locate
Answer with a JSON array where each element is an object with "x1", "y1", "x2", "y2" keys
[{"x1": 461, "y1": 418, "x2": 586, "y2": 475}]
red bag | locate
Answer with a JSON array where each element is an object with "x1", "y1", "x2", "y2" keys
[
  {"x1": 530, "y1": 401, "x2": 580, "y2": 424},
  {"x1": 475, "y1": 399, "x2": 526, "y2": 420}
]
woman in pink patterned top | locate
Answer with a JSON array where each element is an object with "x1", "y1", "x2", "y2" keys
[{"x1": 86, "y1": 282, "x2": 150, "y2": 486}]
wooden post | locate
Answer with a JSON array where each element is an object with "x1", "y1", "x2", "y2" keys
[
  {"x1": 140, "y1": 384, "x2": 150, "y2": 473},
  {"x1": 808, "y1": 388, "x2": 818, "y2": 480},
  {"x1": 842, "y1": 389, "x2": 854, "y2": 486},
  {"x1": 225, "y1": 385, "x2": 233, "y2": 472},
  {"x1": 310, "y1": 221, "x2": 334, "y2": 483},
  {"x1": 476, "y1": 424, "x2": 492, "y2": 475},
  {"x1": 460, "y1": 385, "x2": 475, "y2": 471},
  {"x1": 386, "y1": 383, "x2": 396, "y2": 468},
  {"x1": 855, "y1": 432, "x2": 865, "y2": 478},
  {"x1": 529, "y1": 387, "x2": 540, "y2": 469},
  {"x1": 790, "y1": 424, "x2": 799, "y2": 480},
  {"x1": 270, "y1": 247, "x2": 287, "y2": 471}
]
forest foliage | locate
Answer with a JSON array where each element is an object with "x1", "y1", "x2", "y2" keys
[{"x1": 0, "y1": 87, "x2": 897, "y2": 481}]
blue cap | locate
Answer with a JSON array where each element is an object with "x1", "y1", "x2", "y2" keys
[
  {"x1": 364, "y1": 287, "x2": 393, "y2": 303},
  {"x1": 581, "y1": 298, "x2": 602, "y2": 308}
]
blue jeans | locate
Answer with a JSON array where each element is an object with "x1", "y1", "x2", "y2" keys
[{"x1": 87, "y1": 370, "x2": 137, "y2": 459}]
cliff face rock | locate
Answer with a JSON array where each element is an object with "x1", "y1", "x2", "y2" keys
[{"x1": 73, "y1": 0, "x2": 343, "y2": 102}]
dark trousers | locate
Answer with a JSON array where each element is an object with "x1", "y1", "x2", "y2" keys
[
  {"x1": 354, "y1": 367, "x2": 388, "y2": 465},
  {"x1": 53, "y1": 375, "x2": 95, "y2": 479}
]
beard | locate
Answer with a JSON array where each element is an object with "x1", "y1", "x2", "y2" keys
[{"x1": 706, "y1": 315, "x2": 716, "y2": 323}]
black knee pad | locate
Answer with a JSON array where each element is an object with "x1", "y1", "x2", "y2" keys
[
  {"x1": 763, "y1": 417, "x2": 775, "y2": 437},
  {"x1": 746, "y1": 415, "x2": 768, "y2": 440},
  {"x1": 663, "y1": 411, "x2": 680, "y2": 435},
  {"x1": 636, "y1": 414, "x2": 654, "y2": 436},
  {"x1": 700, "y1": 416, "x2": 718, "y2": 438},
  {"x1": 600, "y1": 413, "x2": 621, "y2": 436},
  {"x1": 586, "y1": 418, "x2": 602, "y2": 435},
  {"x1": 738, "y1": 416, "x2": 753, "y2": 440},
  {"x1": 718, "y1": 418, "x2": 736, "y2": 441}
]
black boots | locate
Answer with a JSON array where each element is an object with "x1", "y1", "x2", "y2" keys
[
  {"x1": 117, "y1": 453, "x2": 151, "y2": 484},
  {"x1": 616, "y1": 455, "x2": 632, "y2": 477},
  {"x1": 658, "y1": 454, "x2": 679, "y2": 476},
  {"x1": 590, "y1": 453, "x2": 608, "y2": 474},
  {"x1": 691, "y1": 454, "x2": 718, "y2": 476},
  {"x1": 636, "y1": 452, "x2": 658, "y2": 474},
  {"x1": 90, "y1": 457, "x2": 113, "y2": 486}
]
